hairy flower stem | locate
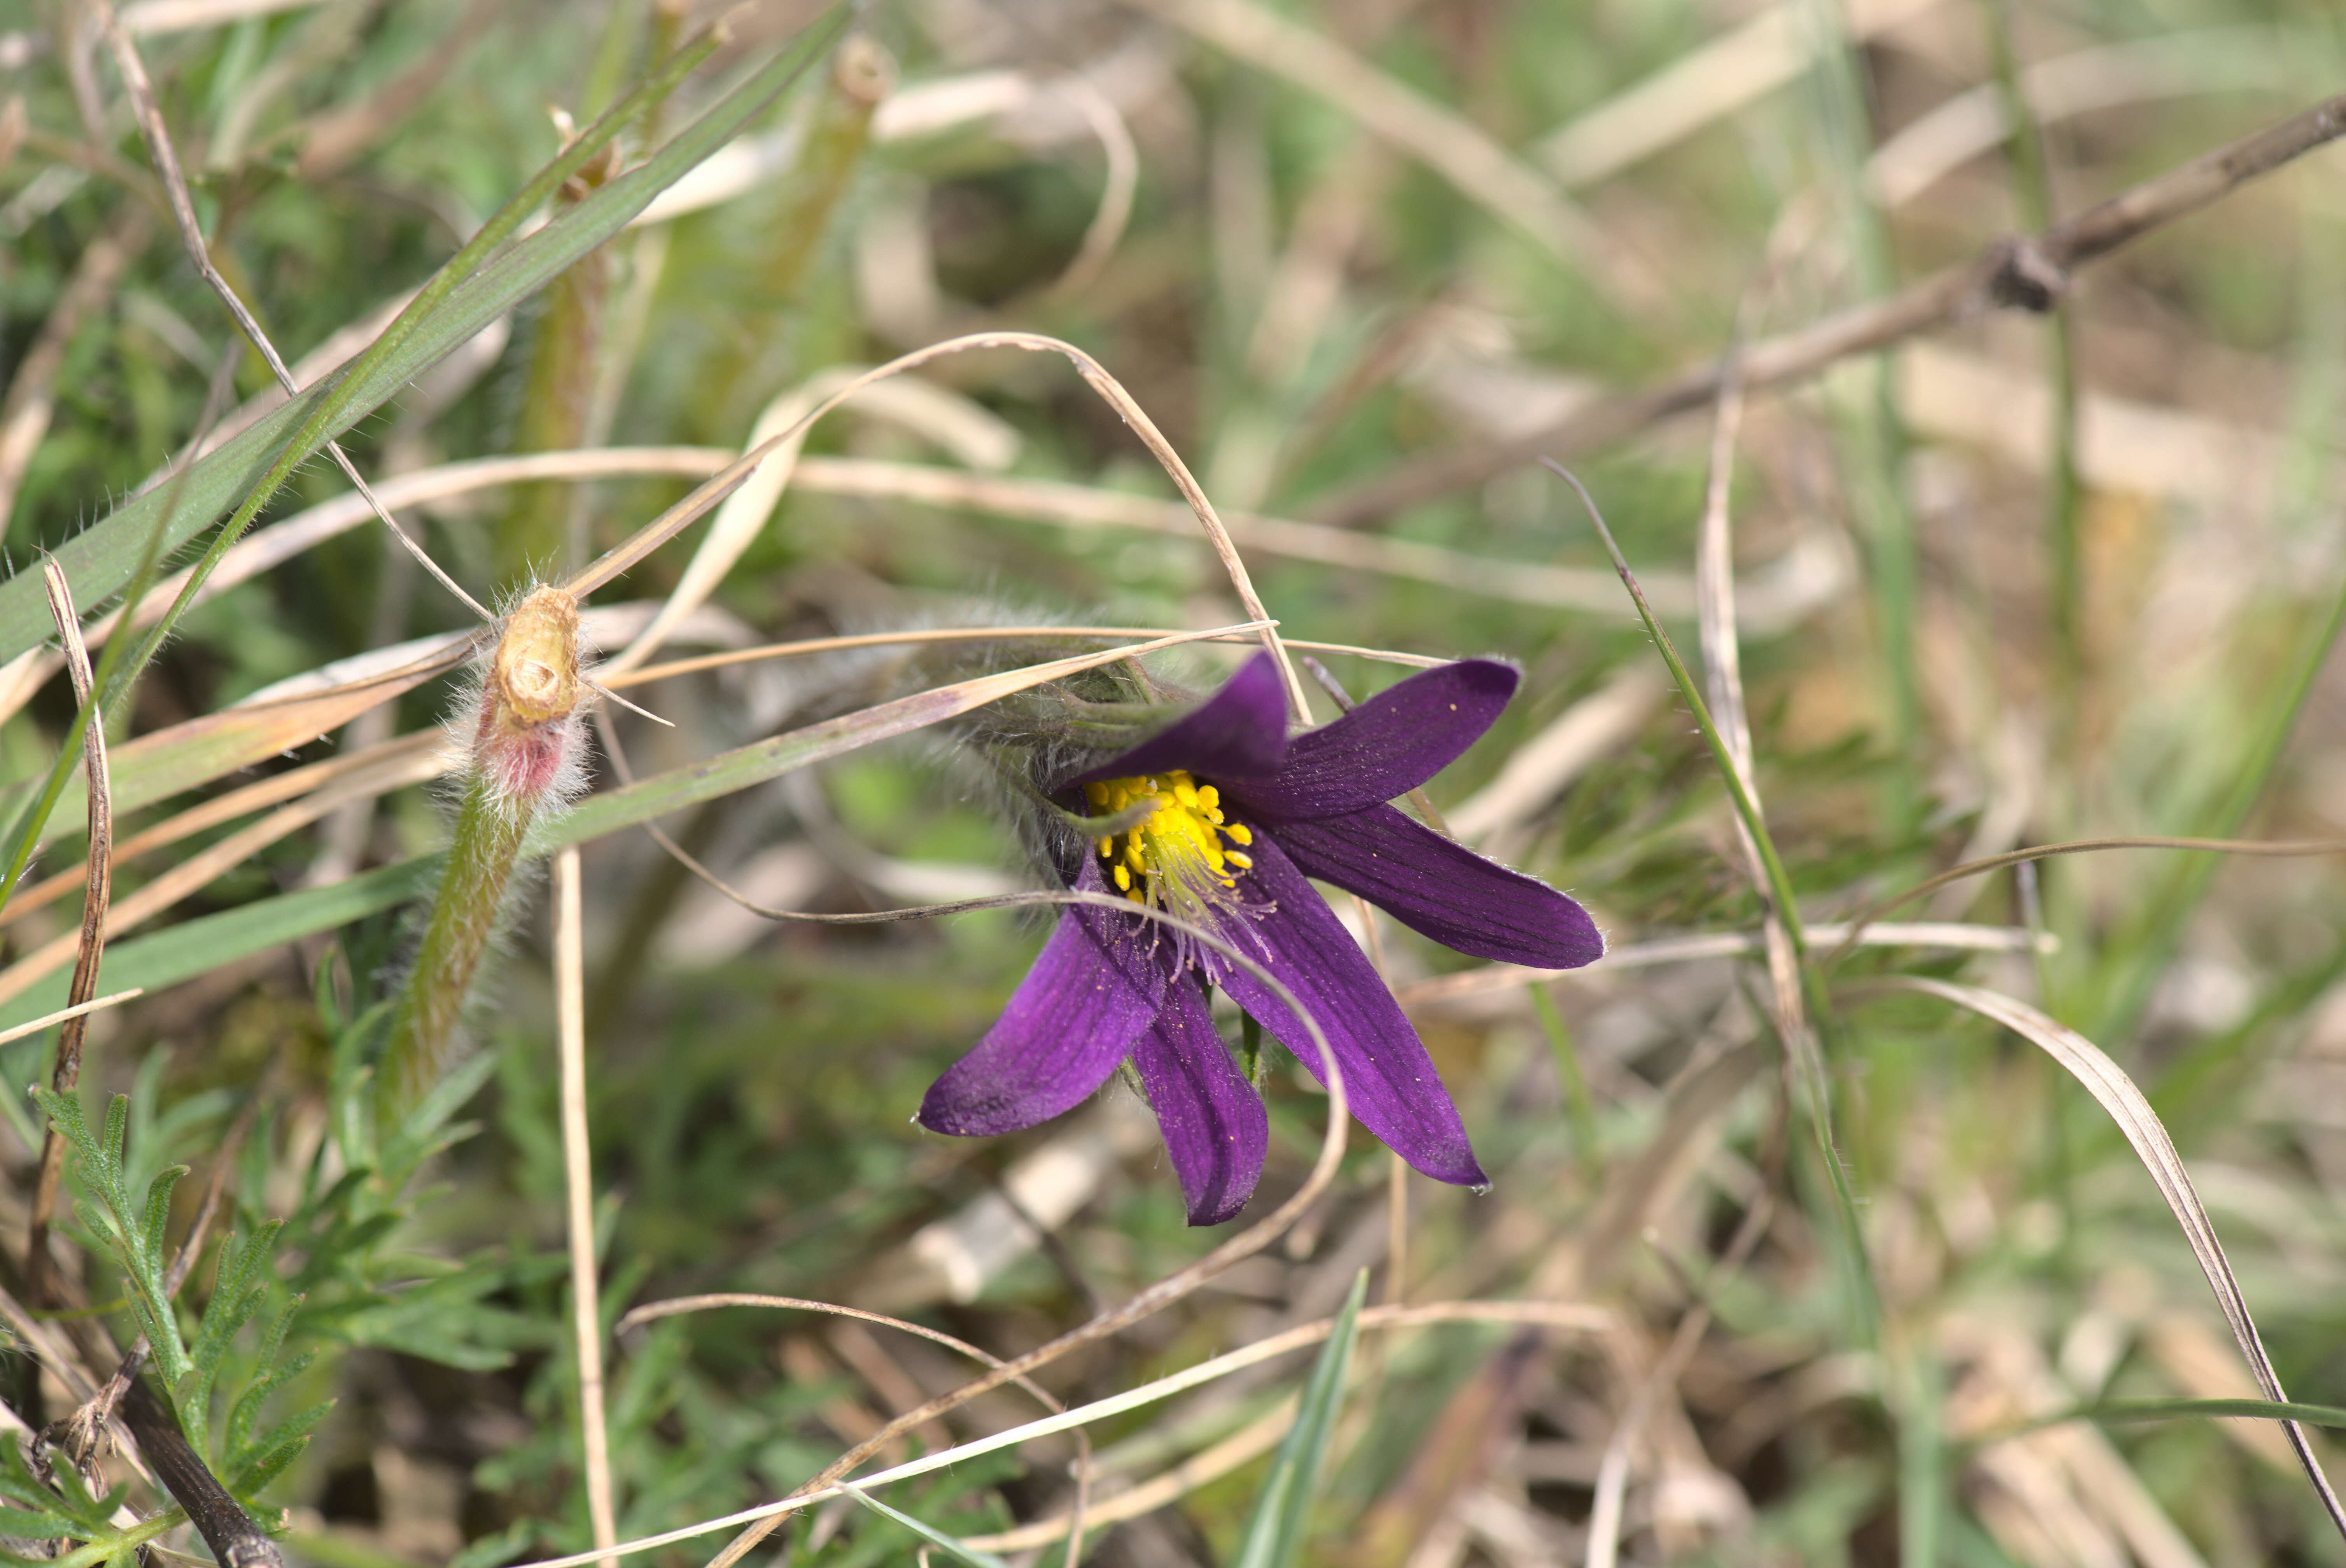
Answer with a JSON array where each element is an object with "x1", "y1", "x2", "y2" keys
[
  {"x1": 384, "y1": 587, "x2": 584, "y2": 1108},
  {"x1": 384, "y1": 775, "x2": 533, "y2": 1106}
]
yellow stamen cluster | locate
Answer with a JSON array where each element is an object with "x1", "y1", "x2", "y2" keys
[{"x1": 1084, "y1": 770, "x2": 1257, "y2": 920}]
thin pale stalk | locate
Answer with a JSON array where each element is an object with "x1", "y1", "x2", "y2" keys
[
  {"x1": 555, "y1": 848, "x2": 618, "y2": 1568},
  {"x1": 567, "y1": 331, "x2": 1309, "y2": 719}
]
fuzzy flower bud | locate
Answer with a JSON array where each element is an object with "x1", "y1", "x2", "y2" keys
[
  {"x1": 385, "y1": 585, "x2": 589, "y2": 1110},
  {"x1": 469, "y1": 584, "x2": 586, "y2": 812}
]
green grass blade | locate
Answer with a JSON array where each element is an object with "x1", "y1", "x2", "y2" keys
[
  {"x1": 833, "y1": 1486, "x2": 1012, "y2": 1568},
  {"x1": 1230, "y1": 1269, "x2": 1368, "y2": 1568},
  {"x1": 0, "y1": 6, "x2": 846, "y2": 665}
]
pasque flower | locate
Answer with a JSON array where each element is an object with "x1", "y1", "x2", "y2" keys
[{"x1": 919, "y1": 653, "x2": 1604, "y2": 1223}]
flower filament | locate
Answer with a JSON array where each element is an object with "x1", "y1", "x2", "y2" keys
[{"x1": 1084, "y1": 771, "x2": 1258, "y2": 931}]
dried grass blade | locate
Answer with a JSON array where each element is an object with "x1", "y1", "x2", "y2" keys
[
  {"x1": 532, "y1": 623, "x2": 1273, "y2": 854},
  {"x1": 25, "y1": 559, "x2": 117, "y2": 1308},
  {"x1": 1886, "y1": 975, "x2": 2346, "y2": 1543}
]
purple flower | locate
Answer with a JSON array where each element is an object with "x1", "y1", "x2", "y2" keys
[{"x1": 918, "y1": 653, "x2": 1605, "y2": 1224}]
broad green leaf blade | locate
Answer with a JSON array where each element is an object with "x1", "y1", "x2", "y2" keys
[
  {"x1": 834, "y1": 1485, "x2": 1012, "y2": 1568},
  {"x1": 1231, "y1": 1269, "x2": 1369, "y2": 1568},
  {"x1": 0, "y1": 7, "x2": 848, "y2": 665}
]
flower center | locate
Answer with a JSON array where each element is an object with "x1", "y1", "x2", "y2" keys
[{"x1": 1083, "y1": 770, "x2": 1257, "y2": 927}]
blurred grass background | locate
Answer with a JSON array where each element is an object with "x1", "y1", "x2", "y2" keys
[{"x1": 6, "y1": 0, "x2": 2346, "y2": 1563}]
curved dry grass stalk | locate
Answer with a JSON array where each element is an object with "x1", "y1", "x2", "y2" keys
[
  {"x1": 1047, "y1": 72, "x2": 1139, "y2": 296},
  {"x1": 505, "y1": 1299, "x2": 1610, "y2": 1568},
  {"x1": 1884, "y1": 977, "x2": 2346, "y2": 1544},
  {"x1": 615, "y1": 1290, "x2": 1098, "y2": 1563},
  {"x1": 25, "y1": 560, "x2": 117, "y2": 1309},
  {"x1": 599, "y1": 369, "x2": 1019, "y2": 678},
  {"x1": 566, "y1": 330, "x2": 1310, "y2": 720},
  {"x1": 86, "y1": 0, "x2": 488, "y2": 621}
]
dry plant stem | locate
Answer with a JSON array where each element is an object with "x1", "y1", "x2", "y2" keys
[
  {"x1": 1050, "y1": 74, "x2": 1139, "y2": 296},
  {"x1": 25, "y1": 563, "x2": 116, "y2": 1312},
  {"x1": 620, "y1": 1295, "x2": 1068, "y2": 1417},
  {"x1": 0, "y1": 993, "x2": 142, "y2": 1049},
  {"x1": 1825, "y1": 835, "x2": 2346, "y2": 970},
  {"x1": 519, "y1": 1301, "x2": 1609, "y2": 1568},
  {"x1": 86, "y1": 0, "x2": 489, "y2": 620},
  {"x1": 699, "y1": 891, "x2": 1352, "y2": 1568},
  {"x1": 0, "y1": 205, "x2": 150, "y2": 527},
  {"x1": 1320, "y1": 89, "x2": 2346, "y2": 529},
  {"x1": 567, "y1": 331, "x2": 1310, "y2": 719},
  {"x1": 555, "y1": 849, "x2": 619, "y2": 1568},
  {"x1": 116, "y1": 1377, "x2": 279, "y2": 1568}
]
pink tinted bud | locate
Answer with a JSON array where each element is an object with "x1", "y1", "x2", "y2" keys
[{"x1": 469, "y1": 585, "x2": 586, "y2": 811}]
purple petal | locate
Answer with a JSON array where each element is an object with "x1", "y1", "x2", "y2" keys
[
  {"x1": 1064, "y1": 653, "x2": 1290, "y2": 788},
  {"x1": 1276, "y1": 805, "x2": 1605, "y2": 970},
  {"x1": 1225, "y1": 660, "x2": 1517, "y2": 821},
  {"x1": 1204, "y1": 836, "x2": 1487, "y2": 1187},
  {"x1": 1131, "y1": 976, "x2": 1268, "y2": 1225},
  {"x1": 918, "y1": 863, "x2": 1169, "y2": 1136}
]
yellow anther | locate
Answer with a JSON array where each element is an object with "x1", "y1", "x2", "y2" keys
[
  {"x1": 1227, "y1": 851, "x2": 1253, "y2": 869},
  {"x1": 1226, "y1": 822, "x2": 1253, "y2": 845},
  {"x1": 1080, "y1": 768, "x2": 1259, "y2": 926}
]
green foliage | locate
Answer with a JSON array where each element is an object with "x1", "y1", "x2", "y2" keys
[
  {"x1": 1231, "y1": 1269, "x2": 1369, "y2": 1568},
  {"x1": 30, "y1": 1087, "x2": 195, "y2": 1387}
]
